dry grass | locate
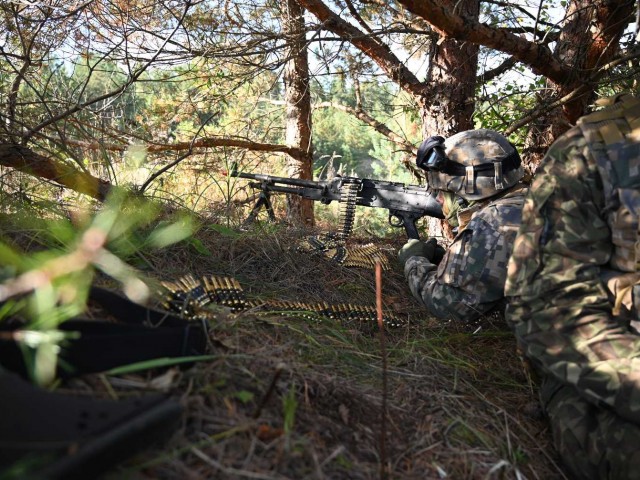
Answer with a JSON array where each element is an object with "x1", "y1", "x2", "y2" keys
[
  {"x1": 75, "y1": 221, "x2": 568, "y2": 480},
  {"x1": 0, "y1": 205, "x2": 569, "y2": 479}
]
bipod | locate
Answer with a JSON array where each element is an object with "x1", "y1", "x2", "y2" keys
[{"x1": 242, "y1": 186, "x2": 276, "y2": 227}]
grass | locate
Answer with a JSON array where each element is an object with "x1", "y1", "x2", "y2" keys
[{"x1": 0, "y1": 207, "x2": 568, "y2": 480}]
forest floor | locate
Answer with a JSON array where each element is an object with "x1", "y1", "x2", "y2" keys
[{"x1": 5, "y1": 214, "x2": 570, "y2": 480}]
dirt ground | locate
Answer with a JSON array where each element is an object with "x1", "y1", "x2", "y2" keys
[{"x1": 78, "y1": 224, "x2": 570, "y2": 480}]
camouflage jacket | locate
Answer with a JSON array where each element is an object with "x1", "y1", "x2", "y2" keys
[
  {"x1": 505, "y1": 94, "x2": 640, "y2": 425},
  {"x1": 404, "y1": 186, "x2": 527, "y2": 322}
]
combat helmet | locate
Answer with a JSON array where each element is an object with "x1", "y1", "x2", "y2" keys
[{"x1": 416, "y1": 129, "x2": 523, "y2": 201}]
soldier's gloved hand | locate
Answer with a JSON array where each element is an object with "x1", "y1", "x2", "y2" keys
[{"x1": 398, "y1": 238, "x2": 437, "y2": 267}]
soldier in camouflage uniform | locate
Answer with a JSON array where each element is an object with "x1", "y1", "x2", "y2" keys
[
  {"x1": 398, "y1": 129, "x2": 528, "y2": 322},
  {"x1": 505, "y1": 93, "x2": 640, "y2": 479}
]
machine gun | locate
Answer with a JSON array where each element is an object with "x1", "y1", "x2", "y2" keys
[{"x1": 229, "y1": 163, "x2": 443, "y2": 240}]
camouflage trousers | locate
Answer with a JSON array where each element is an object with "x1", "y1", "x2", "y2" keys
[{"x1": 541, "y1": 375, "x2": 640, "y2": 480}]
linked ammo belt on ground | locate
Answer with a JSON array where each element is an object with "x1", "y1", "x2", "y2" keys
[{"x1": 160, "y1": 274, "x2": 407, "y2": 328}]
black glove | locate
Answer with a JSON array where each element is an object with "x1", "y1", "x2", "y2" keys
[
  {"x1": 432, "y1": 244, "x2": 446, "y2": 265},
  {"x1": 398, "y1": 238, "x2": 437, "y2": 267}
]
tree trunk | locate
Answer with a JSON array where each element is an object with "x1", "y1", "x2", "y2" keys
[
  {"x1": 417, "y1": 0, "x2": 479, "y2": 239},
  {"x1": 420, "y1": 0, "x2": 479, "y2": 138},
  {"x1": 283, "y1": 0, "x2": 314, "y2": 226},
  {"x1": 524, "y1": 0, "x2": 634, "y2": 169}
]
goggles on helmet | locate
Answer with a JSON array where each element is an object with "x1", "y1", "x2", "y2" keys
[{"x1": 416, "y1": 136, "x2": 448, "y2": 172}]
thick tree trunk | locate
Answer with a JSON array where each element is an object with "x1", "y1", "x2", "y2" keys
[
  {"x1": 420, "y1": 0, "x2": 479, "y2": 138},
  {"x1": 524, "y1": 0, "x2": 634, "y2": 169},
  {"x1": 283, "y1": 0, "x2": 314, "y2": 226}
]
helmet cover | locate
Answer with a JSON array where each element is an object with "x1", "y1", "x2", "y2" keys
[{"x1": 426, "y1": 129, "x2": 523, "y2": 201}]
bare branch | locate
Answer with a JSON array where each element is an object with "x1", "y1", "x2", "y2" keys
[
  {"x1": 23, "y1": 1, "x2": 195, "y2": 140},
  {"x1": 395, "y1": 0, "x2": 570, "y2": 84},
  {"x1": 0, "y1": 143, "x2": 112, "y2": 201},
  {"x1": 295, "y1": 0, "x2": 426, "y2": 98},
  {"x1": 313, "y1": 101, "x2": 415, "y2": 153}
]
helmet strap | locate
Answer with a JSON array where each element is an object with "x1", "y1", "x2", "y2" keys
[
  {"x1": 464, "y1": 165, "x2": 475, "y2": 196},
  {"x1": 493, "y1": 160, "x2": 506, "y2": 190}
]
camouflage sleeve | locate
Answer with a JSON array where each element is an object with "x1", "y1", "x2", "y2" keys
[
  {"x1": 404, "y1": 255, "x2": 481, "y2": 322},
  {"x1": 505, "y1": 129, "x2": 640, "y2": 425},
  {"x1": 405, "y1": 202, "x2": 521, "y2": 322}
]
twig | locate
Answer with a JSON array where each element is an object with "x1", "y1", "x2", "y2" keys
[
  {"x1": 252, "y1": 362, "x2": 285, "y2": 419},
  {"x1": 319, "y1": 445, "x2": 347, "y2": 469},
  {"x1": 375, "y1": 260, "x2": 389, "y2": 480}
]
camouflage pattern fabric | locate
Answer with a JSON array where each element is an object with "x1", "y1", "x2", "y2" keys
[
  {"x1": 426, "y1": 129, "x2": 524, "y2": 201},
  {"x1": 541, "y1": 376, "x2": 640, "y2": 480},
  {"x1": 404, "y1": 187, "x2": 526, "y2": 322},
  {"x1": 505, "y1": 94, "x2": 640, "y2": 479}
]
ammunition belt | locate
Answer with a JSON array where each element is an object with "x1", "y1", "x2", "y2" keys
[
  {"x1": 337, "y1": 178, "x2": 359, "y2": 240},
  {"x1": 161, "y1": 274, "x2": 407, "y2": 328},
  {"x1": 297, "y1": 178, "x2": 390, "y2": 270}
]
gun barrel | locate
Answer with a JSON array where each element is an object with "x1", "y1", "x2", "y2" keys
[
  {"x1": 232, "y1": 168, "x2": 326, "y2": 190},
  {"x1": 248, "y1": 182, "x2": 303, "y2": 195}
]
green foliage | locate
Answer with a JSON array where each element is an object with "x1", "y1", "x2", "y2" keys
[
  {"x1": 474, "y1": 73, "x2": 544, "y2": 146},
  {"x1": 282, "y1": 382, "x2": 299, "y2": 435},
  {"x1": 147, "y1": 217, "x2": 196, "y2": 249},
  {"x1": 186, "y1": 237, "x2": 214, "y2": 256},
  {"x1": 312, "y1": 79, "x2": 418, "y2": 179},
  {"x1": 106, "y1": 355, "x2": 219, "y2": 376},
  {"x1": 232, "y1": 390, "x2": 256, "y2": 405},
  {"x1": 0, "y1": 192, "x2": 198, "y2": 386}
]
